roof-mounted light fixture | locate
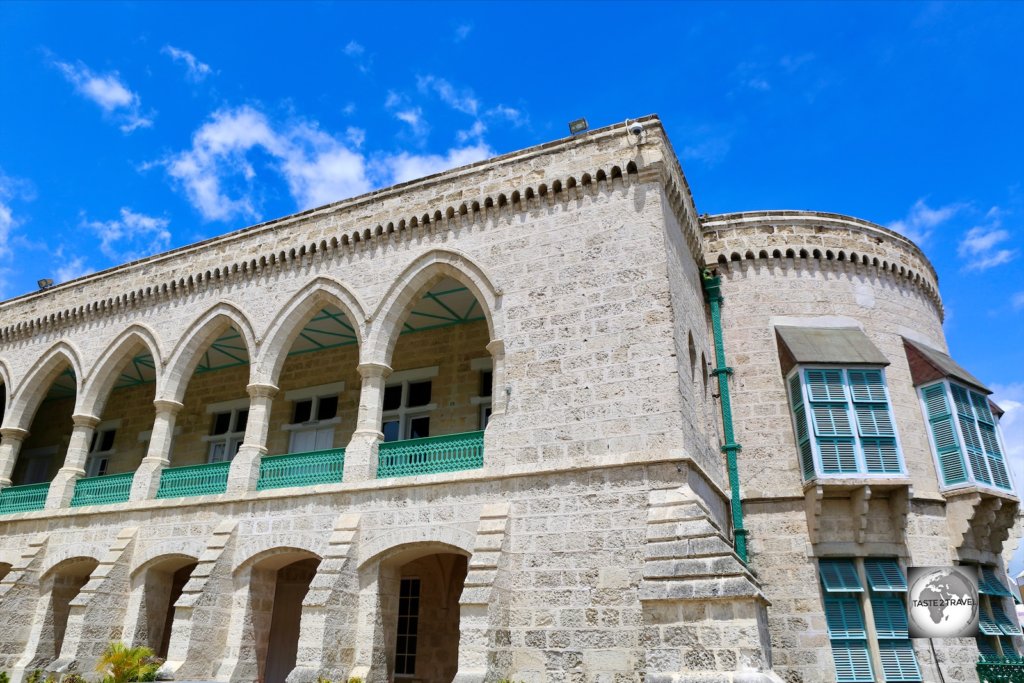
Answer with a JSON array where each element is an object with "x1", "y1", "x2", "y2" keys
[{"x1": 568, "y1": 118, "x2": 588, "y2": 136}]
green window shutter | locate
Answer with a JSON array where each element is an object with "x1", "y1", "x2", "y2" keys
[
  {"x1": 991, "y1": 603, "x2": 1022, "y2": 635},
  {"x1": 865, "y1": 559, "x2": 908, "y2": 592},
  {"x1": 979, "y1": 423, "x2": 1003, "y2": 456},
  {"x1": 977, "y1": 636, "x2": 1000, "y2": 659},
  {"x1": 980, "y1": 604, "x2": 1002, "y2": 635},
  {"x1": 789, "y1": 373, "x2": 804, "y2": 408},
  {"x1": 813, "y1": 404, "x2": 854, "y2": 436},
  {"x1": 821, "y1": 560, "x2": 864, "y2": 592},
  {"x1": 825, "y1": 595, "x2": 867, "y2": 638},
  {"x1": 871, "y1": 595, "x2": 910, "y2": 638},
  {"x1": 967, "y1": 445, "x2": 992, "y2": 485},
  {"x1": 849, "y1": 369, "x2": 887, "y2": 402},
  {"x1": 971, "y1": 391, "x2": 995, "y2": 424},
  {"x1": 790, "y1": 376, "x2": 816, "y2": 480},
  {"x1": 830, "y1": 640, "x2": 874, "y2": 683},
  {"x1": 979, "y1": 567, "x2": 1014, "y2": 598},
  {"x1": 854, "y1": 403, "x2": 896, "y2": 437},
  {"x1": 799, "y1": 438, "x2": 815, "y2": 480},
  {"x1": 819, "y1": 439, "x2": 858, "y2": 473},
  {"x1": 951, "y1": 384, "x2": 974, "y2": 417},
  {"x1": 863, "y1": 439, "x2": 901, "y2": 474},
  {"x1": 878, "y1": 640, "x2": 922, "y2": 682},
  {"x1": 999, "y1": 636, "x2": 1018, "y2": 657},
  {"x1": 921, "y1": 383, "x2": 967, "y2": 485},
  {"x1": 806, "y1": 369, "x2": 846, "y2": 402}
]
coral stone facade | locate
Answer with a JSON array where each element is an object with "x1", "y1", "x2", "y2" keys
[{"x1": 0, "y1": 117, "x2": 1018, "y2": 683}]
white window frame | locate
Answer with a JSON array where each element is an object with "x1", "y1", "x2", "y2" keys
[
  {"x1": 382, "y1": 367, "x2": 438, "y2": 442},
  {"x1": 203, "y1": 398, "x2": 250, "y2": 463},
  {"x1": 282, "y1": 382, "x2": 345, "y2": 453},
  {"x1": 918, "y1": 379, "x2": 1015, "y2": 494},
  {"x1": 85, "y1": 419, "x2": 121, "y2": 478},
  {"x1": 787, "y1": 365, "x2": 907, "y2": 480},
  {"x1": 469, "y1": 358, "x2": 493, "y2": 430}
]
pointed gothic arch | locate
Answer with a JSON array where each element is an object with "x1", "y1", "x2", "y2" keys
[
  {"x1": 5, "y1": 341, "x2": 84, "y2": 431},
  {"x1": 79, "y1": 324, "x2": 164, "y2": 419}
]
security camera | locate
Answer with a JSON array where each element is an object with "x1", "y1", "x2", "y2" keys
[{"x1": 628, "y1": 121, "x2": 645, "y2": 137}]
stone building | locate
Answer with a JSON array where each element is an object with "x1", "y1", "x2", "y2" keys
[{"x1": 0, "y1": 116, "x2": 1018, "y2": 683}]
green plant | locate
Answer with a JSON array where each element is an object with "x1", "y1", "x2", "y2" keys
[
  {"x1": 61, "y1": 674, "x2": 87, "y2": 683},
  {"x1": 347, "y1": 678, "x2": 363, "y2": 683},
  {"x1": 25, "y1": 671, "x2": 43, "y2": 683},
  {"x1": 95, "y1": 643, "x2": 161, "y2": 683},
  {"x1": 43, "y1": 676, "x2": 57, "y2": 683},
  {"x1": 0, "y1": 671, "x2": 9, "y2": 683},
  {"x1": 316, "y1": 676, "x2": 333, "y2": 683}
]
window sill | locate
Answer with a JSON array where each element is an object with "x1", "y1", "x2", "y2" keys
[
  {"x1": 802, "y1": 475, "x2": 913, "y2": 493},
  {"x1": 282, "y1": 417, "x2": 342, "y2": 432},
  {"x1": 941, "y1": 483, "x2": 1019, "y2": 502}
]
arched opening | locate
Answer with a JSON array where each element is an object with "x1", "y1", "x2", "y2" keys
[
  {"x1": 135, "y1": 556, "x2": 198, "y2": 658},
  {"x1": 0, "y1": 561, "x2": 12, "y2": 583},
  {"x1": 378, "y1": 277, "x2": 492, "y2": 478},
  {"x1": 39, "y1": 556, "x2": 99, "y2": 663},
  {"x1": 373, "y1": 547, "x2": 468, "y2": 683},
  {"x1": 242, "y1": 551, "x2": 321, "y2": 683}
]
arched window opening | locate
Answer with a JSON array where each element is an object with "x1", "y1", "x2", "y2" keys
[{"x1": 136, "y1": 556, "x2": 198, "y2": 659}]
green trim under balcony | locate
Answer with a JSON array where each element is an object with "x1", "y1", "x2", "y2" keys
[
  {"x1": 378, "y1": 430, "x2": 484, "y2": 479},
  {"x1": 257, "y1": 448, "x2": 345, "y2": 491},
  {"x1": 978, "y1": 656, "x2": 1024, "y2": 683},
  {"x1": 156, "y1": 461, "x2": 231, "y2": 499},
  {"x1": 70, "y1": 472, "x2": 134, "y2": 507},
  {"x1": 0, "y1": 482, "x2": 51, "y2": 514}
]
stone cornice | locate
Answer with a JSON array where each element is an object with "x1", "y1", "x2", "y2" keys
[{"x1": 0, "y1": 116, "x2": 705, "y2": 345}]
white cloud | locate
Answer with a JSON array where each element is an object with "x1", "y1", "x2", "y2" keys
[
  {"x1": 343, "y1": 41, "x2": 364, "y2": 56},
  {"x1": 162, "y1": 45, "x2": 213, "y2": 82},
  {"x1": 456, "y1": 120, "x2": 487, "y2": 144},
  {"x1": 681, "y1": 125, "x2": 733, "y2": 165},
  {"x1": 343, "y1": 41, "x2": 371, "y2": 73},
  {"x1": 159, "y1": 106, "x2": 372, "y2": 221},
  {"x1": 454, "y1": 24, "x2": 472, "y2": 42},
  {"x1": 54, "y1": 253, "x2": 93, "y2": 283},
  {"x1": 992, "y1": 383, "x2": 1024, "y2": 493},
  {"x1": 52, "y1": 58, "x2": 153, "y2": 133},
  {"x1": 956, "y1": 207, "x2": 1018, "y2": 272},
  {"x1": 346, "y1": 126, "x2": 366, "y2": 148},
  {"x1": 342, "y1": 102, "x2": 356, "y2": 115},
  {"x1": 0, "y1": 170, "x2": 35, "y2": 296},
  {"x1": 394, "y1": 108, "x2": 429, "y2": 139},
  {"x1": 887, "y1": 198, "x2": 965, "y2": 244},
  {"x1": 82, "y1": 207, "x2": 172, "y2": 261},
  {"x1": 1012, "y1": 292, "x2": 1024, "y2": 311},
  {"x1": 486, "y1": 104, "x2": 527, "y2": 127},
  {"x1": 382, "y1": 143, "x2": 493, "y2": 185},
  {"x1": 416, "y1": 75, "x2": 479, "y2": 115}
]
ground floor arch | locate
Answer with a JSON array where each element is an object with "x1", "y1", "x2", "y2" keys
[
  {"x1": 133, "y1": 555, "x2": 198, "y2": 659},
  {"x1": 39, "y1": 557, "x2": 98, "y2": 665}
]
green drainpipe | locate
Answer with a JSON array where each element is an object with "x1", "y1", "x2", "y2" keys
[{"x1": 702, "y1": 270, "x2": 748, "y2": 564}]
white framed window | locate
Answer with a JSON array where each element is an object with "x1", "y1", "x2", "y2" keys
[
  {"x1": 381, "y1": 367, "x2": 437, "y2": 443},
  {"x1": 203, "y1": 399, "x2": 250, "y2": 463},
  {"x1": 85, "y1": 420, "x2": 119, "y2": 477},
  {"x1": 283, "y1": 382, "x2": 344, "y2": 454},
  {"x1": 919, "y1": 380, "x2": 1013, "y2": 492},
  {"x1": 469, "y1": 358, "x2": 493, "y2": 430},
  {"x1": 787, "y1": 367, "x2": 905, "y2": 480},
  {"x1": 394, "y1": 576, "x2": 421, "y2": 676}
]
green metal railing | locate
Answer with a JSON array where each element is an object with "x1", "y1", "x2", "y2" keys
[
  {"x1": 0, "y1": 482, "x2": 51, "y2": 514},
  {"x1": 257, "y1": 448, "x2": 345, "y2": 491},
  {"x1": 155, "y1": 461, "x2": 231, "y2": 499},
  {"x1": 378, "y1": 430, "x2": 484, "y2": 478},
  {"x1": 978, "y1": 657, "x2": 1024, "y2": 683},
  {"x1": 70, "y1": 472, "x2": 134, "y2": 507}
]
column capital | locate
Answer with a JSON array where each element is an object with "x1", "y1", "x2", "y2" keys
[
  {"x1": 486, "y1": 338, "x2": 505, "y2": 359},
  {"x1": 71, "y1": 414, "x2": 102, "y2": 429},
  {"x1": 246, "y1": 382, "x2": 279, "y2": 399},
  {"x1": 0, "y1": 427, "x2": 29, "y2": 441},
  {"x1": 153, "y1": 399, "x2": 185, "y2": 415},
  {"x1": 357, "y1": 362, "x2": 393, "y2": 380}
]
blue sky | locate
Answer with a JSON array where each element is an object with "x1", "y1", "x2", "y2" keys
[{"x1": 1, "y1": 3, "x2": 1022, "y2": 525}]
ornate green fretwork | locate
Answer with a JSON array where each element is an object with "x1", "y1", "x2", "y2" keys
[
  {"x1": 70, "y1": 472, "x2": 134, "y2": 507},
  {"x1": 378, "y1": 430, "x2": 484, "y2": 478},
  {"x1": 155, "y1": 461, "x2": 231, "y2": 499},
  {"x1": 978, "y1": 657, "x2": 1024, "y2": 683},
  {"x1": 703, "y1": 272, "x2": 748, "y2": 564},
  {"x1": 257, "y1": 448, "x2": 345, "y2": 491},
  {"x1": 0, "y1": 482, "x2": 50, "y2": 514}
]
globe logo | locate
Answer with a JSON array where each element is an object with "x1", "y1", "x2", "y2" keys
[{"x1": 907, "y1": 566, "x2": 979, "y2": 638}]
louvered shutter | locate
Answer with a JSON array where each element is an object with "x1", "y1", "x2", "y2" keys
[
  {"x1": 821, "y1": 560, "x2": 864, "y2": 592},
  {"x1": 849, "y1": 370, "x2": 888, "y2": 402},
  {"x1": 871, "y1": 595, "x2": 909, "y2": 638},
  {"x1": 806, "y1": 369, "x2": 846, "y2": 401},
  {"x1": 878, "y1": 640, "x2": 922, "y2": 681},
  {"x1": 979, "y1": 567, "x2": 1013, "y2": 598},
  {"x1": 991, "y1": 603, "x2": 1022, "y2": 635},
  {"x1": 977, "y1": 637, "x2": 999, "y2": 659},
  {"x1": 831, "y1": 640, "x2": 874, "y2": 683},
  {"x1": 979, "y1": 604, "x2": 1002, "y2": 635},
  {"x1": 789, "y1": 374, "x2": 816, "y2": 480},
  {"x1": 826, "y1": 596, "x2": 868, "y2": 638},
  {"x1": 921, "y1": 383, "x2": 967, "y2": 485},
  {"x1": 999, "y1": 636, "x2": 1018, "y2": 657},
  {"x1": 865, "y1": 559, "x2": 907, "y2": 591},
  {"x1": 863, "y1": 439, "x2": 901, "y2": 474}
]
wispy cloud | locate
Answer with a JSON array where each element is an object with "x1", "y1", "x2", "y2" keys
[
  {"x1": 681, "y1": 124, "x2": 733, "y2": 165},
  {"x1": 50, "y1": 57, "x2": 153, "y2": 133},
  {"x1": 394, "y1": 107, "x2": 429, "y2": 139},
  {"x1": 343, "y1": 41, "x2": 364, "y2": 57},
  {"x1": 454, "y1": 23, "x2": 472, "y2": 42},
  {"x1": 1013, "y1": 292, "x2": 1024, "y2": 311},
  {"x1": 343, "y1": 40, "x2": 372, "y2": 73},
  {"x1": 888, "y1": 198, "x2": 965, "y2": 245},
  {"x1": 382, "y1": 143, "x2": 493, "y2": 185},
  {"x1": 53, "y1": 248, "x2": 93, "y2": 283},
  {"x1": 162, "y1": 45, "x2": 213, "y2": 82},
  {"x1": 733, "y1": 61, "x2": 771, "y2": 92},
  {"x1": 416, "y1": 75, "x2": 479, "y2": 115},
  {"x1": 82, "y1": 207, "x2": 172, "y2": 261},
  {"x1": 957, "y1": 206, "x2": 1018, "y2": 271},
  {"x1": 991, "y1": 382, "x2": 1024, "y2": 498},
  {"x1": 0, "y1": 170, "x2": 35, "y2": 296}
]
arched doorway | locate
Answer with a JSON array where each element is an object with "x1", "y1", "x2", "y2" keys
[
  {"x1": 134, "y1": 555, "x2": 198, "y2": 658},
  {"x1": 40, "y1": 557, "x2": 99, "y2": 663}
]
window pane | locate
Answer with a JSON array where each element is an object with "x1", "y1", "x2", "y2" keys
[
  {"x1": 383, "y1": 385, "x2": 402, "y2": 411},
  {"x1": 382, "y1": 420, "x2": 401, "y2": 443},
  {"x1": 100, "y1": 429, "x2": 117, "y2": 452},
  {"x1": 212, "y1": 412, "x2": 231, "y2": 435},
  {"x1": 293, "y1": 399, "x2": 312, "y2": 423},
  {"x1": 480, "y1": 370, "x2": 493, "y2": 397},
  {"x1": 409, "y1": 416, "x2": 430, "y2": 439},
  {"x1": 290, "y1": 429, "x2": 316, "y2": 454},
  {"x1": 407, "y1": 381, "x2": 432, "y2": 407},
  {"x1": 317, "y1": 395, "x2": 338, "y2": 420},
  {"x1": 235, "y1": 409, "x2": 249, "y2": 433}
]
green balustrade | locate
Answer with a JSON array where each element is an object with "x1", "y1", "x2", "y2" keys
[
  {"x1": 257, "y1": 448, "x2": 345, "y2": 491},
  {"x1": 0, "y1": 482, "x2": 51, "y2": 514},
  {"x1": 979, "y1": 657, "x2": 1024, "y2": 683},
  {"x1": 70, "y1": 472, "x2": 134, "y2": 507},
  {"x1": 156, "y1": 461, "x2": 231, "y2": 499},
  {"x1": 378, "y1": 430, "x2": 484, "y2": 478}
]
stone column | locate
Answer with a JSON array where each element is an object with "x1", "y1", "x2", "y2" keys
[
  {"x1": 0, "y1": 427, "x2": 29, "y2": 488},
  {"x1": 227, "y1": 383, "x2": 278, "y2": 494},
  {"x1": 130, "y1": 399, "x2": 183, "y2": 501},
  {"x1": 45, "y1": 414, "x2": 101, "y2": 508},
  {"x1": 343, "y1": 362, "x2": 391, "y2": 483}
]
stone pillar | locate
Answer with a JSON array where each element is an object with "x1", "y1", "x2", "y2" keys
[
  {"x1": 343, "y1": 363, "x2": 391, "y2": 483},
  {"x1": 130, "y1": 400, "x2": 183, "y2": 501},
  {"x1": 227, "y1": 383, "x2": 278, "y2": 494},
  {"x1": 0, "y1": 427, "x2": 29, "y2": 488},
  {"x1": 45, "y1": 414, "x2": 100, "y2": 509}
]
